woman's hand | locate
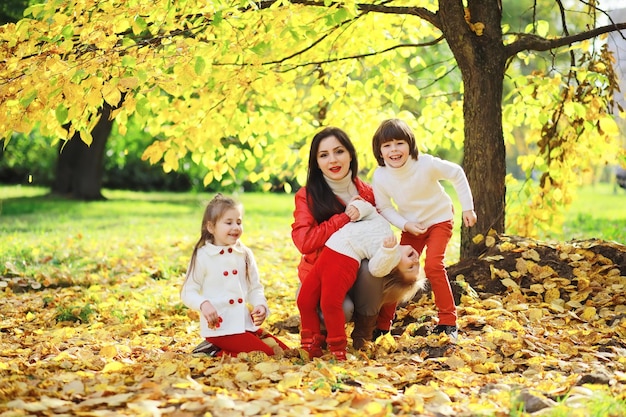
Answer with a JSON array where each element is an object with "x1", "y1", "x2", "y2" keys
[
  {"x1": 200, "y1": 300, "x2": 221, "y2": 329},
  {"x1": 251, "y1": 305, "x2": 267, "y2": 326}
]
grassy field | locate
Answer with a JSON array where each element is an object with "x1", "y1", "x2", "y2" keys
[{"x1": 2, "y1": 182, "x2": 624, "y2": 265}]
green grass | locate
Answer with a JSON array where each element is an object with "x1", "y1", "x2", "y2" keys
[
  {"x1": 1, "y1": 183, "x2": 624, "y2": 269},
  {"x1": 560, "y1": 182, "x2": 626, "y2": 244}
]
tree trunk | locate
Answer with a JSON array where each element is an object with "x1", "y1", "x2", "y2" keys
[
  {"x1": 52, "y1": 105, "x2": 113, "y2": 200},
  {"x1": 438, "y1": 0, "x2": 507, "y2": 259}
]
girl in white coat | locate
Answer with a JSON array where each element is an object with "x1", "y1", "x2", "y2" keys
[{"x1": 181, "y1": 194, "x2": 288, "y2": 356}]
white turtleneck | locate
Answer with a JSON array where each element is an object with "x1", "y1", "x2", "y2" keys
[
  {"x1": 372, "y1": 155, "x2": 474, "y2": 231},
  {"x1": 324, "y1": 171, "x2": 358, "y2": 205}
]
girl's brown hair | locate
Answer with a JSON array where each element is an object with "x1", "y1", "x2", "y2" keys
[
  {"x1": 372, "y1": 119, "x2": 419, "y2": 167},
  {"x1": 184, "y1": 194, "x2": 249, "y2": 282}
]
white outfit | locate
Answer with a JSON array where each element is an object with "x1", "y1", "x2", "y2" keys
[
  {"x1": 181, "y1": 241, "x2": 269, "y2": 338},
  {"x1": 325, "y1": 199, "x2": 401, "y2": 277},
  {"x1": 372, "y1": 155, "x2": 474, "y2": 230}
]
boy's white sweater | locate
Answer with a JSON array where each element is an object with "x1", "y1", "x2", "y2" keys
[
  {"x1": 373, "y1": 155, "x2": 474, "y2": 231},
  {"x1": 325, "y1": 199, "x2": 400, "y2": 277}
]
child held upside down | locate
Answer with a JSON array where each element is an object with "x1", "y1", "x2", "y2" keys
[{"x1": 297, "y1": 198, "x2": 425, "y2": 360}]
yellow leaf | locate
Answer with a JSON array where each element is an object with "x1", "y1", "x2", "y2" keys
[
  {"x1": 579, "y1": 306, "x2": 597, "y2": 321},
  {"x1": 102, "y1": 361, "x2": 126, "y2": 373},
  {"x1": 99, "y1": 345, "x2": 118, "y2": 359},
  {"x1": 26, "y1": 311, "x2": 36, "y2": 322},
  {"x1": 472, "y1": 234, "x2": 484, "y2": 244},
  {"x1": 102, "y1": 83, "x2": 122, "y2": 107},
  {"x1": 154, "y1": 362, "x2": 179, "y2": 378}
]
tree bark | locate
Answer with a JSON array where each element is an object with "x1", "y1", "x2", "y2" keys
[
  {"x1": 52, "y1": 105, "x2": 113, "y2": 200},
  {"x1": 438, "y1": 0, "x2": 507, "y2": 258}
]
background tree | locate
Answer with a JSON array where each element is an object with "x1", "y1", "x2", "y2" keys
[{"x1": 1, "y1": 0, "x2": 624, "y2": 258}]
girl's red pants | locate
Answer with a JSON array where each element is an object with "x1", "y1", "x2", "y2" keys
[
  {"x1": 297, "y1": 247, "x2": 359, "y2": 342},
  {"x1": 206, "y1": 329, "x2": 289, "y2": 357}
]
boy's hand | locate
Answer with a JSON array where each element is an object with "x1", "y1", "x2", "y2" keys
[
  {"x1": 200, "y1": 300, "x2": 221, "y2": 329},
  {"x1": 462, "y1": 210, "x2": 477, "y2": 227},
  {"x1": 251, "y1": 305, "x2": 267, "y2": 326},
  {"x1": 405, "y1": 221, "x2": 427, "y2": 235},
  {"x1": 382, "y1": 235, "x2": 397, "y2": 248}
]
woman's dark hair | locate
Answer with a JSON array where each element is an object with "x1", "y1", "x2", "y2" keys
[
  {"x1": 372, "y1": 119, "x2": 419, "y2": 166},
  {"x1": 306, "y1": 127, "x2": 358, "y2": 224}
]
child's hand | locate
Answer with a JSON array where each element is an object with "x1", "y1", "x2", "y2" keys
[
  {"x1": 345, "y1": 204, "x2": 360, "y2": 222},
  {"x1": 405, "y1": 221, "x2": 427, "y2": 235},
  {"x1": 382, "y1": 235, "x2": 397, "y2": 248},
  {"x1": 200, "y1": 300, "x2": 221, "y2": 329},
  {"x1": 462, "y1": 210, "x2": 477, "y2": 227},
  {"x1": 251, "y1": 305, "x2": 267, "y2": 326}
]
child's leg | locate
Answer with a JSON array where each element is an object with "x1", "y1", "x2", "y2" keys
[
  {"x1": 401, "y1": 221, "x2": 456, "y2": 326},
  {"x1": 206, "y1": 331, "x2": 280, "y2": 356},
  {"x1": 319, "y1": 249, "x2": 359, "y2": 348},
  {"x1": 297, "y1": 262, "x2": 323, "y2": 336}
]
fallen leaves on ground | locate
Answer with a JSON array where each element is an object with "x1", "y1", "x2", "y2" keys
[{"x1": 1, "y1": 234, "x2": 625, "y2": 416}]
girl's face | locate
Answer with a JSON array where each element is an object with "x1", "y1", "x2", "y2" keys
[
  {"x1": 208, "y1": 207, "x2": 243, "y2": 246},
  {"x1": 317, "y1": 135, "x2": 352, "y2": 181},
  {"x1": 397, "y1": 245, "x2": 420, "y2": 277},
  {"x1": 380, "y1": 139, "x2": 410, "y2": 168}
]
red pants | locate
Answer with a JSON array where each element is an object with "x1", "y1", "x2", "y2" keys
[
  {"x1": 401, "y1": 220, "x2": 456, "y2": 326},
  {"x1": 206, "y1": 329, "x2": 289, "y2": 357},
  {"x1": 297, "y1": 248, "x2": 359, "y2": 342}
]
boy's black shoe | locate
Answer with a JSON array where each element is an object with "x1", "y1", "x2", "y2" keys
[
  {"x1": 432, "y1": 325, "x2": 458, "y2": 341},
  {"x1": 372, "y1": 328, "x2": 390, "y2": 340},
  {"x1": 192, "y1": 340, "x2": 221, "y2": 356}
]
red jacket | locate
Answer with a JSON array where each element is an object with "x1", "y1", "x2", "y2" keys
[{"x1": 291, "y1": 177, "x2": 375, "y2": 282}]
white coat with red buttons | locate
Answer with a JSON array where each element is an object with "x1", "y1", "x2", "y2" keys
[{"x1": 181, "y1": 241, "x2": 269, "y2": 338}]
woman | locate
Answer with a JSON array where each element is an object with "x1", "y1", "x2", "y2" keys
[{"x1": 291, "y1": 126, "x2": 396, "y2": 350}]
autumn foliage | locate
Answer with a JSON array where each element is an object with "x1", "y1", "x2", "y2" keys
[{"x1": 1, "y1": 191, "x2": 625, "y2": 416}]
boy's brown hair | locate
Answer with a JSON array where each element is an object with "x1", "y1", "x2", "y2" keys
[{"x1": 372, "y1": 119, "x2": 419, "y2": 166}]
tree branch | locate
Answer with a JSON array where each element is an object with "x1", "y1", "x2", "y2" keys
[
  {"x1": 255, "y1": 0, "x2": 441, "y2": 29},
  {"x1": 505, "y1": 22, "x2": 626, "y2": 57}
]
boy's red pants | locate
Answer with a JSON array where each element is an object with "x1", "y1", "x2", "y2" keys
[
  {"x1": 297, "y1": 248, "x2": 359, "y2": 342},
  {"x1": 401, "y1": 220, "x2": 456, "y2": 326},
  {"x1": 206, "y1": 329, "x2": 289, "y2": 357}
]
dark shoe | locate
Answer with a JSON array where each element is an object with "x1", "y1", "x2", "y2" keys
[
  {"x1": 432, "y1": 325, "x2": 458, "y2": 341},
  {"x1": 192, "y1": 340, "x2": 221, "y2": 356},
  {"x1": 372, "y1": 328, "x2": 390, "y2": 341}
]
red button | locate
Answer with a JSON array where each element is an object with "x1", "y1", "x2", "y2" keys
[
  {"x1": 229, "y1": 299, "x2": 234, "y2": 304},
  {"x1": 220, "y1": 249, "x2": 224, "y2": 255},
  {"x1": 228, "y1": 248, "x2": 233, "y2": 253},
  {"x1": 232, "y1": 270, "x2": 238, "y2": 275},
  {"x1": 218, "y1": 317, "x2": 223, "y2": 323},
  {"x1": 237, "y1": 298, "x2": 243, "y2": 303},
  {"x1": 223, "y1": 271, "x2": 228, "y2": 276}
]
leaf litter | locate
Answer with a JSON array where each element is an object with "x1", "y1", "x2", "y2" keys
[{"x1": 1, "y1": 232, "x2": 625, "y2": 416}]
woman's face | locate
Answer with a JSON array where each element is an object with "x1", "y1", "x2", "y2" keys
[{"x1": 316, "y1": 135, "x2": 352, "y2": 181}]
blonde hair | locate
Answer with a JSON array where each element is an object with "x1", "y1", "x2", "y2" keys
[{"x1": 381, "y1": 268, "x2": 426, "y2": 305}]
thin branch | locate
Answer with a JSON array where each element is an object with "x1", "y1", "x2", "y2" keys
[{"x1": 504, "y1": 22, "x2": 626, "y2": 58}]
